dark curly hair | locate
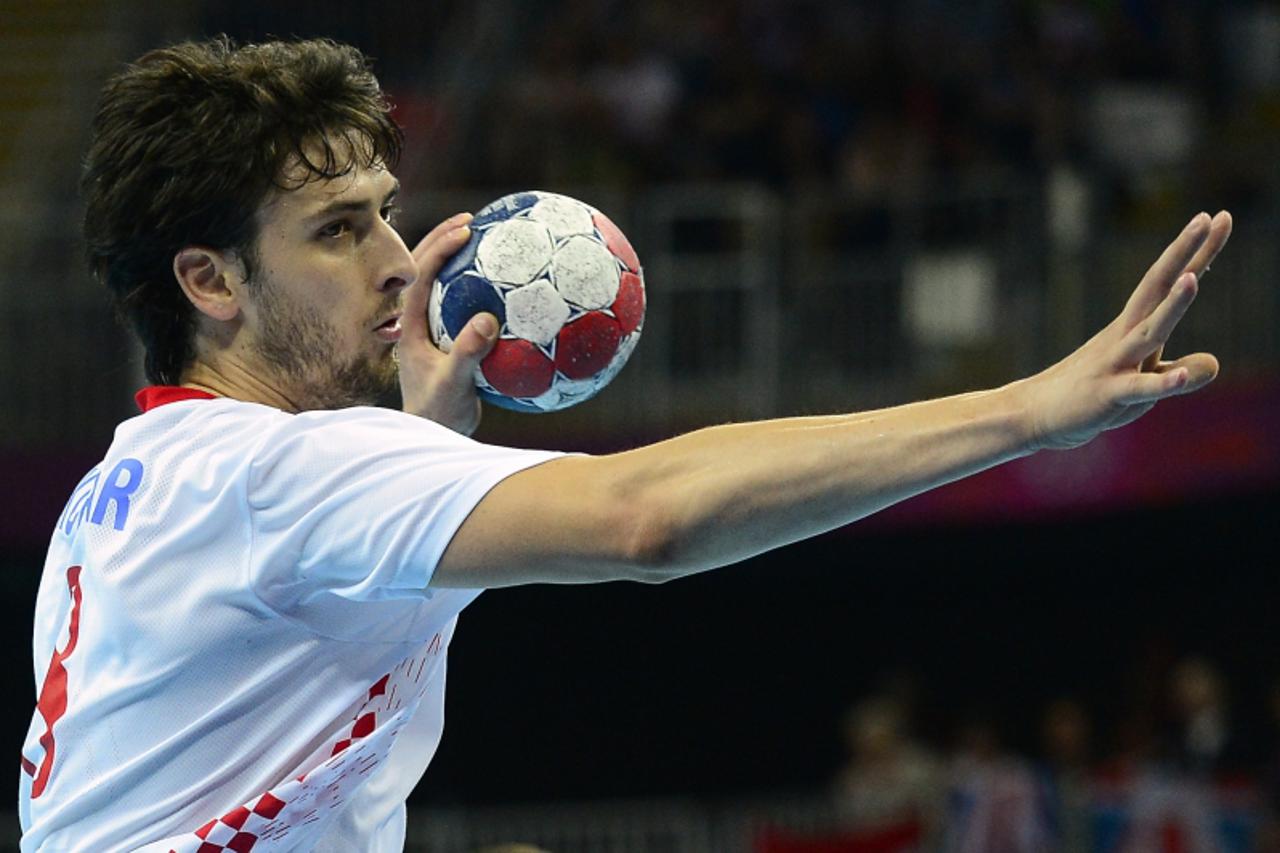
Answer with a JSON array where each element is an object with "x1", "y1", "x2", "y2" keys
[{"x1": 82, "y1": 37, "x2": 404, "y2": 384}]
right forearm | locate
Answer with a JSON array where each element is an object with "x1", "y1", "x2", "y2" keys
[
  {"x1": 434, "y1": 383, "x2": 1035, "y2": 588},
  {"x1": 616, "y1": 383, "x2": 1034, "y2": 578}
]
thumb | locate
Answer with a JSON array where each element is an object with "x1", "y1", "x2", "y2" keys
[
  {"x1": 446, "y1": 312, "x2": 500, "y2": 368},
  {"x1": 1161, "y1": 351, "x2": 1219, "y2": 394}
]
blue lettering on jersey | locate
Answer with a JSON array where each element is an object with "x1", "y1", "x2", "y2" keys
[
  {"x1": 58, "y1": 467, "x2": 101, "y2": 538},
  {"x1": 90, "y1": 459, "x2": 144, "y2": 531},
  {"x1": 58, "y1": 459, "x2": 145, "y2": 538}
]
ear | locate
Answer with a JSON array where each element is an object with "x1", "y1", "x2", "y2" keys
[{"x1": 173, "y1": 246, "x2": 244, "y2": 322}]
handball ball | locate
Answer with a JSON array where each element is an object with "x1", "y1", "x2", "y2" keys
[{"x1": 428, "y1": 191, "x2": 646, "y2": 413}]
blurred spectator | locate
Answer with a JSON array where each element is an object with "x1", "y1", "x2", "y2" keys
[
  {"x1": 1093, "y1": 767, "x2": 1257, "y2": 853},
  {"x1": 833, "y1": 696, "x2": 943, "y2": 846},
  {"x1": 1089, "y1": 657, "x2": 1261, "y2": 852},
  {"x1": 586, "y1": 40, "x2": 682, "y2": 148},
  {"x1": 942, "y1": 713, "x2": 1049, "y2": 853},
  {"x1": 1165, "y1": 656, "x2": 1248, "y2": 778},
  {"x1": 1035, "y1": 698, "x2": 1094, "y2": 853}
]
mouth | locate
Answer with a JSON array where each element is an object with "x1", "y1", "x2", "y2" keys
[{"x1": 373, "y1": 314, "x2": 402, "y2": 343}]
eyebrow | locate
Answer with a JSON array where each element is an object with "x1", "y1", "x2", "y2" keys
[{"x1": 306, "y1": 180, "x2": 400, "y2": 222}]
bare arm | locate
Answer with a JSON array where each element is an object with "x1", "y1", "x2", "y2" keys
[
  {"x1": 431, "y1": 211, "x2": 1232, "y2": 588},
  {"x1": 436, "y1": 388, "x2": 1030, "y2": 587}
]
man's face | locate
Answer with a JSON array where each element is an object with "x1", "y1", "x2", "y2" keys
[{"x1": 239, "y1": 160, "x2": 416, "y2": 410}]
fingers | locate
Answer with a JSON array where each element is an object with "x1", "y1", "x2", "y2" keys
[
  {"x1": 1112, "y1": 352, "x2": 1219, "y2": 405},
  {"x1": 411, "y1": 212, "x2": 473, "y2": 268},
  {"x1": 1113, "y1": 366, "x2": 1190, "y2": 405},
  {"x1": 1159, "y1": 351, "x2": 1220, "y2": 393},
  {"x1": 402, "y1": 214, "x2": 474, "y2": 343},
  {"x1": 1183, "y1": 210, "x2": 1233, "y2": 278},
  {"x1": 415, "y1": 220, "x2": 473, "y2": 283},
  {"x1": 1120, "y1": 212, "x2": 1211, "y2": 331},
  {"x1": 1135, "y1": 210, "x2": 1231, "y2": 371},
  {"x1": 447, "y1": 312, "x2": 499, "y2": 365},
  {"x1": 1115, "y1": 271, "x2": 1197, "y2": 367},
  {"x1": 417, "y1": 312, "x2": 497, "y2": 409}
]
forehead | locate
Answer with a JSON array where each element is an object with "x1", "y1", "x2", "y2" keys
[{"x1": 261, "y1": 156, "x2": 397, "y2": 222}]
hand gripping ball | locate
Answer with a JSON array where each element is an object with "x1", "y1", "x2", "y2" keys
[{"x1": 429, "y1": 191, "x2": 645, "y2": 412}]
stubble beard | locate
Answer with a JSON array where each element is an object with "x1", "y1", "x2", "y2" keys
[{"x1": 250, "y1": 280, "x2": 399, "y2": 411}]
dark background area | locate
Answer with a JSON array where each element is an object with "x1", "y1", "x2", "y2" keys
[{"x1": 422, "y1": 490, "x2": 1280, "y2": 804}]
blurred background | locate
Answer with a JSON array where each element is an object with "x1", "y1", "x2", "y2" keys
[{"x1": 2, "y1": 0, "x2": 1280, "y2": 850}]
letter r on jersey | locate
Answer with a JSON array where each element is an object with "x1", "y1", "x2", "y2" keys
[{"x1": 90, "y1": 458, "x2": 143, "y2": 531}]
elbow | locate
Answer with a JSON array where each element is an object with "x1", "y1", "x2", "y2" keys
[{"x1": 614, "y1": 498, "x2": 686, "y2": 584}]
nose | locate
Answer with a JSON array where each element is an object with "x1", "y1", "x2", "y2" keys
[{"x1": 374, "y1": 219, "x2": 418, "y2": 294}]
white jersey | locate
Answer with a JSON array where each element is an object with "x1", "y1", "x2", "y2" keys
[{"x1": 19, "y1": 387, "x2": 562, "y2": 852}]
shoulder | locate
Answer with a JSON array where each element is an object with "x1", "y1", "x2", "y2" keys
[
  {"x1": 287, "y1": 406, "x2": 471, "y2": 441},
  {"x1": 123, "y1": 400, "x2": 470, "y2": 457},
  {"x1": 255, "y1": 406, "x2": 481, "y2": 465},
  {"x1": 244, "y1": 406, "x2": 521, "y2": 502}
]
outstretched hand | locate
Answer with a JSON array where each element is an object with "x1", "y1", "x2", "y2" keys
[
  {"x1": 397, "y1": 212, "x2": 499, "y2": 436},
  {"x1": 1019, "y1": 211, "x2": 1232, "y2": 451}
]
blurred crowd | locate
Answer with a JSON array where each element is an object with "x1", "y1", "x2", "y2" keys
[
  {"x1": 388, "y1": 0, "x2": 1279, "y2": 223},
  {"x1": 200, "y1": 1, "x2": 1280, "y2": 222},
  {"x1": 788, "y1": 657, "x2": 1280, "y2": 853}
]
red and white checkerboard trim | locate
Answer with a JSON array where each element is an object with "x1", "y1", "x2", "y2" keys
[
  {"x1": 147, "y1": 637, "x2": 443, "y2": 852},
  {"x1": 179, "y1": 791, "x2": 285, "y2": 853}
]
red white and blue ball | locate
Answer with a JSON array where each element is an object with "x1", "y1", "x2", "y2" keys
[{"x1": 429, "y1": 191, "x2": 645, "y2": 412}]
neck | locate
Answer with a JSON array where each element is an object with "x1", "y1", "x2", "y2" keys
[{"x1": 179, "y1": 357, "x2": 304, "y2": 413}]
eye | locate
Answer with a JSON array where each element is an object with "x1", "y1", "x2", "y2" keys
[
  {"x1": 380, "y1": 203, "x2": 400, "y2": 226},
  {"x1": 318, "y1": 220, "x2": 350, "y2": 239}
]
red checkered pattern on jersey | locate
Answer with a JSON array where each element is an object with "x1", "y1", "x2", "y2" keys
[
  {"x1": 155, "y1": 639, "x2": 442, "y2": 852},
  {"x1": 327, "y1": 675, "x2": 387, "y2": 758},
  {"x1": 188, "y1": 793, "x2": 286, "y2": 853}
]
